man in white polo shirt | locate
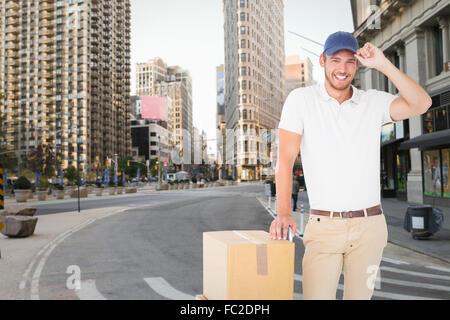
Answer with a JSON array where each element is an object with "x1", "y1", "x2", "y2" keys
[{"x1": 270, "y1": 31, "x2": 432, "y2": 300}]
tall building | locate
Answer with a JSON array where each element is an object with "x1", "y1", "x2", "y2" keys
[
  {"x1": 135, "y1": 59, "x2": 193, "y2": 167},
  {"x1": 223, "y1": 0, "x2": 286, "y2": 181},
  {"x1": 216, "y1": 64, "x2": 227, "y2": 179},
  {"x1": 0, "y1": 0, "x2": 131, "y2": 172},
  {"x1": 285, "y1": 55, "x2": 315, "y2": 96},
  {"x1": 135, "y1": 57, "x2": 167, "y2": 96},
  {"x1": 351, "y1": 0, "x2": 450, "y2": 207}
]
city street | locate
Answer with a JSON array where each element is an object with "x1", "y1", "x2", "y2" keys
[{"x1": 16, "y1": 184, "x2": 450, "y2": 300}]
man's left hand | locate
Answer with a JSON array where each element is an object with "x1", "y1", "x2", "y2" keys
[{"x1": 355, "y1": 42, "x2": 389, "y2": 71}]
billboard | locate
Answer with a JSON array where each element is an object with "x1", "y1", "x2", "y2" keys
[{"x1": 141, "y1": 96, "x2": 167, "y2": 120}]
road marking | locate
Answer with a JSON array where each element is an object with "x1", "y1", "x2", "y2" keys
[
  {"x1": 144, "y1": 277, "x2": 194, "y2": 300},
  {"x1": 30, "y1": 219, "x2": 96, "y2": 300},
  {"x1": 425, "y1": 266, "x2": 450, "y2": 273},
  {"x1": 23, "y1": 206, "x2": 135, "y2": 300},
  {"x1": 295, "y1": 274, "x2": 443, "y2": 300},
  {"x1": 380, "y1": 266, "x2": 450, "y2": 281},
  {"x1": 382, "y1": 257, "x2": 410, "y2": 265},
  {"x1": 379, "y1": 277, "x2": 450, "y2": 292},
  {"x1": 75, "y1": 280, "x2": 107, "y2": 300}
]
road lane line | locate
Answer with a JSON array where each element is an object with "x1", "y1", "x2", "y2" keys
[
  {"x1": 144, "y1": 277, "x2": 194, "y2": 300},
  {"x1": 75, "y1": 280, "x2": 107, "y2": 300}
]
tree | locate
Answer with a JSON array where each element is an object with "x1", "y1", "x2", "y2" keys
[
  {"x1": 64, "y1": 165, "x2": 79, "y2": 186},
  {"x1": 26, "y1": 144, "x2": 56, "y2": 178},
  {"x1": 0, "y1": 93, "x2": 18, "y2": 171}
]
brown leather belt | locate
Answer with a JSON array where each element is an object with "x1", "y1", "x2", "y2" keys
[{"x1": 310, "y1": 204, "x2": 383, "y2": 218}]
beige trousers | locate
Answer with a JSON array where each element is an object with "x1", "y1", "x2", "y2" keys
[{"x1": 302, "y1": 211, "x2": 388, "y2": 300}]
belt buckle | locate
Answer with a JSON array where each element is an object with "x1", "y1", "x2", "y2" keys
[{"x1": 342, "y1": 211, "x2": 352, "y2": 218}]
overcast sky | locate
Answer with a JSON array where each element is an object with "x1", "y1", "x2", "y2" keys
[{"x1": 130, "y1": 0, "x2": 354, "y2": 154}]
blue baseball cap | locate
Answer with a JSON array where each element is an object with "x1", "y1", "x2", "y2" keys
[{"x1": 323, "y1": 31, "x2": 359, "y2": 56}]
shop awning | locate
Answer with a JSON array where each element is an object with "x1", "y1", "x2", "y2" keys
[{"x1": 399, "y1": 129, "x2": 450, "y2": 150}]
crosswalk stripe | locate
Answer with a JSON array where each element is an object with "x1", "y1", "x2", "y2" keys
[
  {"x1": 144, "y1": 277, "x2": 194, "y2": 300},
  {"x1": 379, "y1": 277, "x2": 450, "y2": 292},
  {"x1": 76, "y1": 280, "x2": 107, "y2": 300},
  {"x1": 381, "y1": 266, "x2": 450, "y2": 281},
  {"x1": 382, "y1": 257, "x2": 410, "y2": 265},
  {"x1": 425, "y1": 266, "x2": 450, "y2": 274},
  {"x1": 294, "y1": 274, "x2": 442, "y2": 300}
]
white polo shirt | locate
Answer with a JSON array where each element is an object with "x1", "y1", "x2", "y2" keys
[{"x1": 278, "y1": 83, "x2": 397, "y2": 211}]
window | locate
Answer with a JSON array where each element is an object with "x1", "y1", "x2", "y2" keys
[
  {"x1": 240, "y1": 39, "x2": 246, "y2": 49},
  {"x1": 443, "y1": 149, "x2": 450, "y2": 198},
  {"x1": 422, "y1": 92, "x2": 450, "y2": 134},
  {"x1": 423, "y1": 150, "x2": 442, "y2": 197},
  {"x1": 240, "y1": 12, "x2": 245, "y2": 21},
  {"x1": 240, "y1": 0, "x2": 245, "y2": 8},
  {"x1": 432, "y1": 25, "x2": 443, "y2": 76},
  {"x1": 240, "y1": 26, "x2": 246, "y2": 35}
]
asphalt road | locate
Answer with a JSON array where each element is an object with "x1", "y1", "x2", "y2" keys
[{"x1": 25, "y1": 185, "x2": 450, "y2": 300}]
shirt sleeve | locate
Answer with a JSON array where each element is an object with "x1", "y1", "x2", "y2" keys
[
  {"x1": 378, "y1": 90, "x2": 399, "y2": 126},
  {"x1": 278, "y1": 89, "x2": 305, "y2": 135}
]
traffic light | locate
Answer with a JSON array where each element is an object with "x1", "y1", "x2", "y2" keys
[
  {"x1": 106, "y1": 160, "x2": 111, "y2": 167},
  {"x1": 155, "y1": 165, "x2": 158, "y2": 171},
  {"x1": 127, "y1": 161, "x2": 130, "y2": 167}
]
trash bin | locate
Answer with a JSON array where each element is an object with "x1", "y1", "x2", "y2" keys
[
  {"x1": 264, "y1": 180, "x2": 276, "y2": 197},
  {"x1": 403, "y1": 205, "x2": 444, "y2": 240}
]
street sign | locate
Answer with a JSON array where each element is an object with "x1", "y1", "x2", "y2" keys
[{"x1": 164, "y1": 158, "x2": 167, "y2": 166}]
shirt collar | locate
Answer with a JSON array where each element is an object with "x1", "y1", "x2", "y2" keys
[{"x1": 319, "y1": 82, "x2": 361, "y2": 106}]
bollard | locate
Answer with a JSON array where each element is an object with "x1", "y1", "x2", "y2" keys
[
  {"x1": 300, "y1": 204, "x2": 305, "y2": 236},
  {"x1": 268, "y1": 194, "x2": 271, "y2": 211}
]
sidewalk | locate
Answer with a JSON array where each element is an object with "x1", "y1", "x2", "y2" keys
[
  {"x1": 3, "y1": 185, "x2": 158, "y2": 206},
  {"x1": 260, "y1": 191, "x2": 450, "y2": 264},
  {"x1": 0, "y1": 206, "x2": 127, "y2": 300}
]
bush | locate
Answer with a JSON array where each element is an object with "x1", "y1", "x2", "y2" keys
[
  {"x1": 38, "y1": 177, "x2": 50, "y2": 191},
  {"x1": 54, "y1": 183, "x2": 64, "y2": 190},
  {"x1": 14, "y1": 176, "x2": 32, "y2": 190},
  {"x1": 168, "y1": 180, "x2": 174, "y2": 185},
  {"x1": 118, "y1": 181, "x2": 124, "y2": 187},
  {"x1": 191, "y1": 177, "x2": 197, "y2": 184},
  {"x1": 95, "y1": 181, "x2": 104, "y2": 188}
]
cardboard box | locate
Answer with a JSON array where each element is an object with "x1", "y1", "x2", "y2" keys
[{"x1": 203, "y1": 230, "x2": 295, "y2": 300}]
